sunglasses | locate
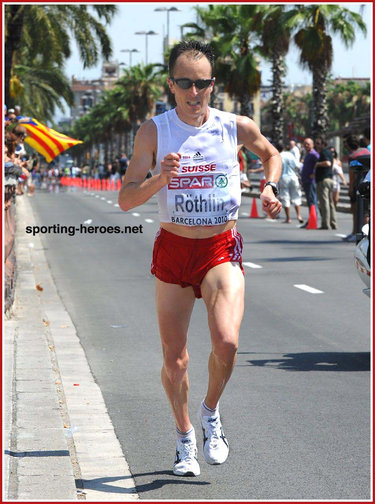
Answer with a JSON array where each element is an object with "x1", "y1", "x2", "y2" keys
[{"x1": 171, "y1": 78, "x2": 215, "y2": 90}]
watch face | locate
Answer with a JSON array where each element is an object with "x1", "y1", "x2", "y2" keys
[{"x1": 265, "y1": 182, "x2": 278, "y2": 195}]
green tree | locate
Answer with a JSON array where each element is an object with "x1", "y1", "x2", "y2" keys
[
  {"x1": 261, "y1": 90, "x2": 312, "y2": 140},
  {"x1": 71, "y1": 63, "x2": 164, "y2": 163},
  {"x1": 260, "y1": 5, "x2": 292, "y2": 144},
  {"x1": 10, "y1": 57, "x2": 74, "y2": 123},
  {"x1": 183, "y1": 4, "x2": 266, "y2": 117},
  {"x1": 115, "y1": 64, "x2": 164, "y2": 125},
  {"x1": 285, "y1": 5, "x2": 367, "y2": 137},
  {"x1": 326, "y1": 80, "x2": 370, "y2": 132},
  {"x1": 5, "y1": 4, "x2": 117, "y2": 107}
]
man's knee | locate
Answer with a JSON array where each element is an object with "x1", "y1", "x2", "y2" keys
[
  {"x1": 212, "y1": 337, "x2": 238, "y2": 363},
  {"x1": 163, "y1": 351, "x2": 189, "y2": 384}
]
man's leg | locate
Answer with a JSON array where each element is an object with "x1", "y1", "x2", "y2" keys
[
  {"x1": 327, "y1": 178, "x2": 337, "y2": 229},
  {"x1": 200, "y1": 262, "x2": 245, "y2": 409},
  {"x1": 197, "y1": 261, "x2": 244, "y2": 464},
  {"x1": 317, "y1": 180, "x2": 330, "y2": 228},
  {"x1": 155, "y1": 279, "x2": 196, "y2": 433},
  {"x1": 155, "y1": 279, "x2": 200, "y2": 476}
]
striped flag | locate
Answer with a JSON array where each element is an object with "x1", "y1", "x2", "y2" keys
[{"x1": 18, "y1": 117, "x2": 83, "y2": 163}]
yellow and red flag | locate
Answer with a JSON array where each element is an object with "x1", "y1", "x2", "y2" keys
[{"x1": 19, "y1": 117, "x2": 83, "y2": 163}]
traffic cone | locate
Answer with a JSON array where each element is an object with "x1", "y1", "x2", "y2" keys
[
  {"x1": 116, "y1": 179, "x2": 121, "y2": 191},
  {"x1": 306, "y1": 204, "x2": 318, "y2": 229},
  {"x1": 250, "y1": 197, "x2": 259, "y2": 218}
]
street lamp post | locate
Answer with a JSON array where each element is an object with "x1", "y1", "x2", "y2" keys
[
  {"x1": 154, "y1": 7, "x2": 181, "y2": 50},
  {"x1": 135, "y1": 30, "x2": 158, "y2": 65},
  {"x1": 120, "y1": 49, "x2": 140, "y2": 67}
]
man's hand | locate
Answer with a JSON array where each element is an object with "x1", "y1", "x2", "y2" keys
[
  {"x1": 260, "y1": 186, "x2": 282, "y2": 219},
  {"x1": 160, "y1": 152, "x2": 181, "y2": 186}
]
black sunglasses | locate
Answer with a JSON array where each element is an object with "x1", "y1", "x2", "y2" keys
[{"x1": 171, "y1": 78, "x2": 215, "y2": 90}]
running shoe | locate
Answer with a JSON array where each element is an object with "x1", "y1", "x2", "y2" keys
[
  {"x1": 198, "y1": 406, "x2": 229, "y2": 465},
  {"x1": 173, "y1": 437, "x2": 200, "y2": 476}
]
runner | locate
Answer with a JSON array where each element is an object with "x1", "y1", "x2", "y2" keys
[{"x1": 118, "y1": 40, "x2": 282, "y2": 477}]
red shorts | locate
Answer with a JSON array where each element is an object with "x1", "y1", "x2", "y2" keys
[{"x1": 151, "y1": 227, "x2": 244, "y2": 298}]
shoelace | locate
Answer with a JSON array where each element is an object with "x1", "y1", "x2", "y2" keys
[
  {"x1": 178, "y1": 439, "x2": 196, "y2": 461},
  {"x1": 203, "y1": 417, "x2": 222, "y2": 448}
]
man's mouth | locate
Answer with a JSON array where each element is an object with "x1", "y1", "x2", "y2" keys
[{"x1": 187, "y1": 101, "x2": 200, "y2": 106}]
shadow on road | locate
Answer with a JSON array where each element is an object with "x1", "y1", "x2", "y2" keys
[
  {"x1": 79, "y1": 470, "x2": 210, "y2": 494},
  {"x1": 237, "y1": 352, "x2": 370, "y2": 372}
]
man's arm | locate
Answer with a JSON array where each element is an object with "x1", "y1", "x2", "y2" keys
[
  {"x1": 118, "y1": 120, "x2": 180, "y2": 212},
  {"x1": 237, "y1": 116, "x2": 282, "y2": 218}
]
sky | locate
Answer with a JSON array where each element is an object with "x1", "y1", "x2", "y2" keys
[{"x1": 59, "y1": 2, "x2": 372, "y2": 118}]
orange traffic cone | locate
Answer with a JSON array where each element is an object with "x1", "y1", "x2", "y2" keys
[
  {"x1": 306, "y1": 204, "x2": 318, "y2": 229},
  {"x1": 250, "y1": 197, "x2": 259, "y2": 218}
]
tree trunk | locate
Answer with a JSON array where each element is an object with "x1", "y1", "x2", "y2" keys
[
  {"x1": 312, "y1": 64, "x2": 329, "y2": 138},
  {"x1": 240, "y1": 94, "x2": 253, "y2": 118},
  {"x1": 271, "y1": 51, "x2": 285, "y2": 145},
  {"x1": 5, "y1": 6, "x2": 25, "y2": 107}
]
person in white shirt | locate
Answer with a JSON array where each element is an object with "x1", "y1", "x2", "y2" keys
[
  {"x1": 119, "y1": 40, "x2": 282, "y2": 477},
  {"x1": 277, "y1": 143, "x2": 303, "y2": 224},
  {"x1": 289, "y1": 139, "x2": 301, "y2": 163}
]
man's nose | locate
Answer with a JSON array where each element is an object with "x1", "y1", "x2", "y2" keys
[{"x1": 189, "y1": 83, "x2": 200, "y2": 94}]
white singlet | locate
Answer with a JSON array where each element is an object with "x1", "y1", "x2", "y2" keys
[{"x1": 152, "y1": 107, "x2": 240, "y2": 226}]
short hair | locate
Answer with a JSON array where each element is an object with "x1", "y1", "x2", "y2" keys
[
  {"x1": 169, "y1": 40, "x2": 215, "y2": 77},
  {"x1": 275, "y1": 142, "x2": 284, "y2": 153},
  {"x1": 344, "y1": 134, "x2": 359, "y2": 150}
]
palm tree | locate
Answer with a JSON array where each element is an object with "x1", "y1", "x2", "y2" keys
[
  {"x1": 71, "y1": 63, "x2": 164, "y2": 163},
  {"x1": 285, "y1": 5, "x2": 367, "y2": 137},
  {"x1": 5, "y1": 4, "x2": 117, "y2": 107},
  {"x1": 327, "y1": 79, "x2": 370, "y2": 132},
  {"x1": 10, "y1": 57, "x2": 74, "y2": 123},
  {"x1": 183, "y1": 4, "x2": 266, "y2": 117},
  {"x1": 260, "y1": 5, "x2": 292, "y2": 144},
  {"x1": 114, "y1": 64, "x2": 164, "y2": 154}
]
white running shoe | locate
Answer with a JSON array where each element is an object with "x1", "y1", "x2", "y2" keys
[
  {"x1": 198, "y1": 406, "x2": 229, "y2": 465},
  {"x1": 173, "y1": 437, "x2": 200, "y2": 476}
]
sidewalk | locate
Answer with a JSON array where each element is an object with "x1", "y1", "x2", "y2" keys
[{"x1": 3, "y1": 195, "x2": 139, "y2": 501}]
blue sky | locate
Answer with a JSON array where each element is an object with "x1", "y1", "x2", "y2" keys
[{"x1": 59, "y1": 2, "x2": 372, "y2": 118}]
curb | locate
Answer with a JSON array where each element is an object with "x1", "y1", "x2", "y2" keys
[{"x1": 4, "y1": 195, "x2": 139, "y2": 501}]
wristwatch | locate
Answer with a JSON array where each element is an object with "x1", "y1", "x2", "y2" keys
[{"x1": 264, "y1": 181, "x2": 279, "y2": 196}]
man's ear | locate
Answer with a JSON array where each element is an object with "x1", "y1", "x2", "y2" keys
[{"x1": 167, "y1": 78, "x2": 175, "y2": 94}]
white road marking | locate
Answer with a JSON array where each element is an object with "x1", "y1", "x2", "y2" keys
[
  {"x1": 145, "y1": 218, "x2": 154, "y2": 223},
  {"x1": 114, "y1": 203, "x2": 119, "y2": 207},
  {"x1": 132, "y1": 212, "x2": 140, "y2": 217},
  {"x1": 107, "y1": 200, "x2": 113, "y2": 204},
  {"x1": 294, "y1": 284, "x2": 324, "y2": 294},
  {"x1": 241, "y1": 212, "x2": 249, "y2": 216},
  {"x1": 335, "y1": 233, "x2": 347, "y2": 238},
  {"x1": 100, "y1": 197, "x2": 106, "y2": 200},
  {"x1": 243, "y1": 262, "x2": 263, "y2": 269}
]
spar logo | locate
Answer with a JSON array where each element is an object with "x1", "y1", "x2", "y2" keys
[
  {"x1": 215, "y1": 174, "x2": 228, "y2": 188},
  {"x1": 168, "y1": 175, "x2": 214, "y2": 190}
]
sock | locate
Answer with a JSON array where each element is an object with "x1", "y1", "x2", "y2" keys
[
  {"x1": 201, "y1": 400, "x2": 219, "y2": 418},
  {"x1": 176, "y1": 426, "x2": 195, "y2": 442}
]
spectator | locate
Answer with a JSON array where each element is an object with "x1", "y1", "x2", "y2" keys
[
  {"x1": 238, "y1": 146, "x2": 251, "y2": 192},
  {"x1": 299, "y1": 138, "x2": 319, "y2": 228},
  {"x1": 342, "y1": 134, "x2": 370, "y2": 242},
  {"x1": 313, "y1": 137, "x2": 337, "y2": 230},
  {"x1": 329, "y1": 147, "x2": 347, "y2": 208},
  {"x1": 119, "y1": 152, "x2": 129, "y2": 179},
  {"x1": 289, "y1": 139, "x2": 301, "y2": 163},
  {"x1": 276, "y1": 142, "x2": 303, "y2": 224}
]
